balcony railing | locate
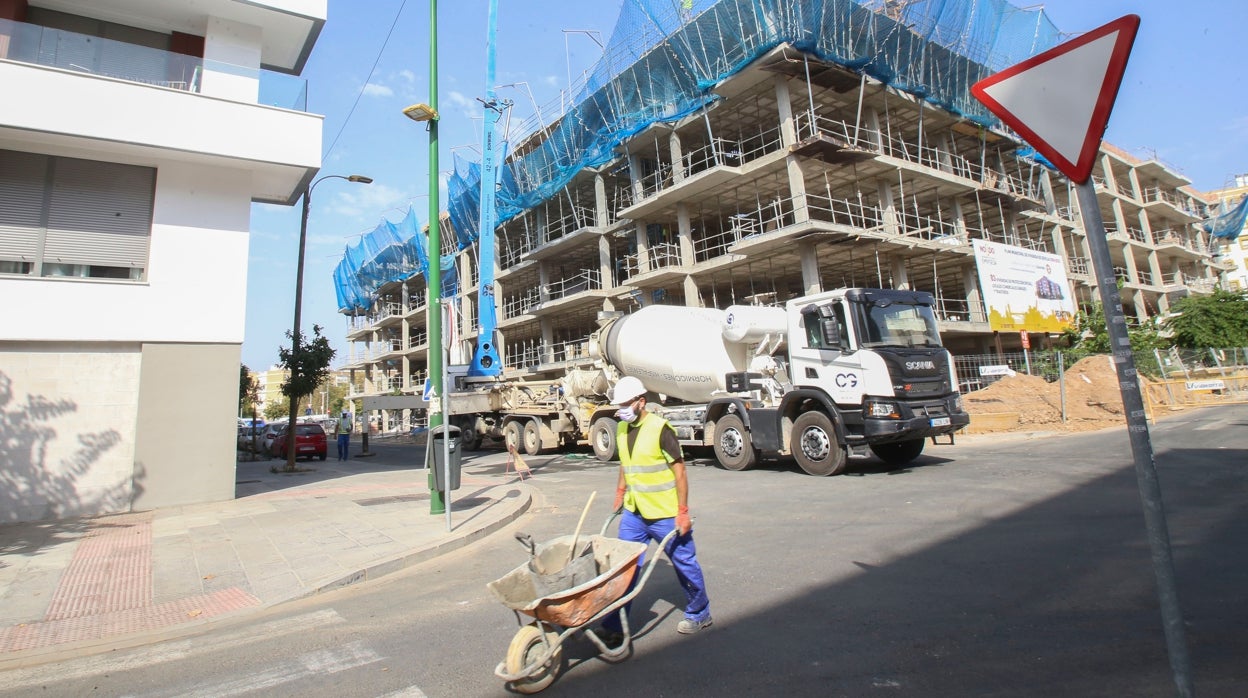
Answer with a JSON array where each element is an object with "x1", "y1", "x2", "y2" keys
[
  {"x1": 623, "y1": 242, "x2": 682, "y2": 279},
  {"x1": 0, "y1": 17, "x2": 308, "y2": 110},
  {"x1": 502, "y1": 287, "x2": 541, "y2": 319},
  {"x1": 544, "y1": 269, "x2": 601, "y2": 301}
]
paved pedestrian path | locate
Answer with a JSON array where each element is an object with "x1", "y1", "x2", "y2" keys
[{"x1": 0, "y1": 448, "x2": 534, "y2": 666}]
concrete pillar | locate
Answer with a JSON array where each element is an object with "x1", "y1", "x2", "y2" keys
[
  {"x1": 538, "y1": 262, "x2": 551, "y2": 303},
  {"x1": 535, "y1": 205, "x2": 549, "y2": 246},
  {"x1": 775, "y1": 74, "x2": 797, "y2": 147},
  {"x1": 669, "y1": 131, "x2": 686, "y2": 183},
  {"x1": 1122, "y1": 248, "x2": 1140, "y2": 285},
  {"x1": 676, "y1": 203, "x2": 695, "y2": 265},
  {"x1": 599, "y1": 235, "x2": 613, "y2": 289},
  {"x1": 541, "y1": 318, "x2": 555, "y2": 364},
  {"x1": 877, "y1": 179, "x2": 900, "y2": 237},
  {"x1": 1049, "y1": 224, "x2": 1067, "y2": 260},
  {"x1": 634, "y1": 221, "x2": 650, "y2": 275},
  {"x1": 627, "y1": 151, "x2": 644, "y2": 204},
  {"x1": 890, "y1": 256, "x2": 910, "y2": 290},
  {"x1": 952, "y1": 198, "x2": 969, "y2": 240},
  {"x1": 683, "y1": 276, "x2": 701, "y2": 307},
  {"x1": 1148, "y1": 249, "x2": 1163, "y2": 289},
  {"x1": 595, "y1": 173, "x2": 609, "y2": 228},
  {"x1": 799, "y1": 240, "x2": 822, "y2": 295},
  {"x1": 963, "y1": 265, "x2": 984, "y2": 322}
]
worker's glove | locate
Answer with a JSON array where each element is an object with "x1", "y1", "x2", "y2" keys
[
  {"x1": 613, "y1": 486, "x2": 626, "y2": 512},
  {"x1": 676, "y1": 505, "x2": 692, "y2": 535}
]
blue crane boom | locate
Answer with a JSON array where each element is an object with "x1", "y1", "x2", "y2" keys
[{"x1": 468, "y1": 0, "x2": 503, "y2": 377}]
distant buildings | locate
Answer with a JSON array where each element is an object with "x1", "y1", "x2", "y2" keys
[
  {"x1": 1203, "y1": 175, "x2": 1248, "y2": 292},
  {"x1": 0, "y1": 0, "x2": 323, "y2": 522}
]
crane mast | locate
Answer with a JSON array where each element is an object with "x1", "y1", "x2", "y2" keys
[{"x1": 468, "y1": 0, "x2": 503, "y2": 377}]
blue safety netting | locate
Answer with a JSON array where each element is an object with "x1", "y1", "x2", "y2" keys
[
  {"x1": 338, "y1": 0, "x2": 1063, "y2": 313},
  {"x1": 333, "y1": 207, "x2": 458, "y2": 315}
]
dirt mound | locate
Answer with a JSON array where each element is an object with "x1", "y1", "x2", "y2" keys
[{"x1": 963, "y1": 355, "x2": 1137, "y2": 432}]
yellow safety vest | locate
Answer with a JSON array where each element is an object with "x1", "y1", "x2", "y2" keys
[{"x1": 617, "y1": 412, "x2": 678, "y2": 519}]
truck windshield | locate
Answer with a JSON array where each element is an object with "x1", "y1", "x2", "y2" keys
[{"x1": 853, "y1": 300, "x2": 942, "y2": 348}]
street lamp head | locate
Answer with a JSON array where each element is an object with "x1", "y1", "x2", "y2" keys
[
  {"x1": 403, "y1": 103, "x2": 439, "y2": 122},
  {"x1": 347, "y1": 175, "x2": 373, "y2": 184}
]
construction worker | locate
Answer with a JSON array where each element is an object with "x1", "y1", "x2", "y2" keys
[{"x1": 598, "y1": 375, "x2": 712, "y2": 644}]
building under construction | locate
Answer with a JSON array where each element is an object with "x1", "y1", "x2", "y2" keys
[{"x1": 334, "y1": 0, "x2": 1227, "y2": 428}]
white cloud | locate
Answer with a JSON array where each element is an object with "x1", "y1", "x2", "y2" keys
[
  {"x1": 363, "y1": 82, "x2": 394, "y2": 97},
  {"x1": 324, "y1": 182, "x2": 407, "y2": 218}
]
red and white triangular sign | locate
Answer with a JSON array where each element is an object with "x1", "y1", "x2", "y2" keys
[{"x1": 972, "y1": 15, "x2": 1139, "y2": 184}]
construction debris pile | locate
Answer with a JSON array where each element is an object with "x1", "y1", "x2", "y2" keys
[{"x1": 962, "y1": 355, "x2": 1141, "y2": 432}]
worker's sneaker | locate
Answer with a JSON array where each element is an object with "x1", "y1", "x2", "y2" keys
[
  {"x1": 677, "y1": 617, "x2": 713, "y2": 634},
  {"x1": 590, "y1": 627, "x2": 624, "y2": 649}
]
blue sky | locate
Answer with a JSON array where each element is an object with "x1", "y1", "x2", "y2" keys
[{"x1": 241, "y1": 0, "x2": 1248, "y2": 372}]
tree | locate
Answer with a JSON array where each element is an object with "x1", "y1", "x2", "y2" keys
[
  {"x1": 278, "y1": 324, "x2": 337, "y2": 408},
  {"x1": 239, "y1": 364, "x2": 259, "y2": 417},
  {"x1": 1162, "y1": 288, "x2": 1248, "y2": 349},
  {"x1": 263, "y1": 396, "x2": 290, "y2": 421},
  {"x1": 277, "y1": 324, "x2": 336, "y2": 471},
  {"x1": 1059, "y1": 301, "x2": 1166, "y2": 358}
]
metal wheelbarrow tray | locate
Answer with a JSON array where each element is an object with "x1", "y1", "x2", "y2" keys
[{"x1": 488, "y1": 519, "x2": 677, "y2": 693}]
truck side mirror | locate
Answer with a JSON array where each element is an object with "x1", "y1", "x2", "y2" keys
[{"x1": 820, "y1": 318, "x2": 841, "y2": 348}]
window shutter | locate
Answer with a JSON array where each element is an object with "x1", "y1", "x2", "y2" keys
[
  {"x1": 0, "y1": 151, "x2": 48, "y2": 263},
  {"x1": 43, "y1": 158, "x2": 154, "y2": 268}
]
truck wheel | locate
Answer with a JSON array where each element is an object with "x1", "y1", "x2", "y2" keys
[
  {"x1": 792, "y1": 411, "x2": 847, "y2": 476},
  {"x1": 522, "y1": 420, "x2": 542, "y2": 455},
  {"x1": 713, "y1": 414, "x2": 757, "y2": 471},
  {"x1": 503, "y1": 421, "x2": 523, "y2": 453},
  {"x1": 457, "y1": 417, "x2": 482, "y2": 451},
  {"x1": 870, "y1": 438, "x2": 925, "y2": 466},
  {"x1": 590, "y1": 417, "x2": 618, "y2": 461}
]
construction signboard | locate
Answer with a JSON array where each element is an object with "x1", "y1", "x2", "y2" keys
[{"x1": 973, "y1": 239, "x2": 1076, "y2": 332}]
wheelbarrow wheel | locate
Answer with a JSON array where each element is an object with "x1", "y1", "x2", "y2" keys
[{"x1": 505, "y1": 625, "x2": 562, "y2": 694}]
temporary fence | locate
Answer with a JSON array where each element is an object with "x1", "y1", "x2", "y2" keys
[{"x1": 957, "y1": 348, "x2": 1248, "y2": 417}]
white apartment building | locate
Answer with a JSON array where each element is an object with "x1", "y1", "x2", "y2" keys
[{"x1": 0, "y1": 0, "x2": 324, "y2": 522}]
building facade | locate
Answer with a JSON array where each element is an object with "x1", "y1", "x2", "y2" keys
[
  {"x1": 1203, "y1": 175, "x2": 1248, "y2": 291},
  {"x1": 0, "y1": 0, "x2": 324, "y2": 522}
]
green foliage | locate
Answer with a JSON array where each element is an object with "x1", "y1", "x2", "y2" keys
[
  {"x1": 278, "y1": 324, "x2": 337, "y2": 407},
  {"x1": 1162, "y1": 288, "x2": 1248, "y2": 349},
  {"x1": 239, "y1": 364, "x2": 259, "y2": 416},
  {"x1": 263, "y1": 396, "x2": 290, "y2": 421},
  {"x1": 1059, "y1": 302, "x2": 1166, "y2": 360}
]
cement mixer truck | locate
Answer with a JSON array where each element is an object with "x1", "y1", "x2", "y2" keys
[{"x1": 447, "y1": 287, "x2": 969, "y2": 475}]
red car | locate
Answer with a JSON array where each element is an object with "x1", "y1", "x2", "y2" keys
[{"x1": 269, "y1": 423, "x2": 328, "y2": 461}]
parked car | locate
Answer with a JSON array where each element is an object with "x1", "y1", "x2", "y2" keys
[
  {"x1": 270, "y1": 423, "x2": 327, "y2": 461},
  {"x1": 237, "y1": 425, "x2": 264, "y2": 451},
  {"x1": 258, "y1": 423, "x2": 286, "y2": 454}
]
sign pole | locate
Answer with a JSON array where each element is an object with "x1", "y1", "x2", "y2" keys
[{"x1": 1075, "y1": 181, "x2": 1192, "y2": 697}]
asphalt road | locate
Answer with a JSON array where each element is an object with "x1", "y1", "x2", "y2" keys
[{"x1": 2, "y1": 407, "x2": 1245, "y2": 697}]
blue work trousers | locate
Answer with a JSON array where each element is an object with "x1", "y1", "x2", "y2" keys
[
  {"x1": 603, "y1": 509, "x2": 710, "y2": 633},
  {"x1": 337, "y1": 434, "x2": 350, "y2": 460}
]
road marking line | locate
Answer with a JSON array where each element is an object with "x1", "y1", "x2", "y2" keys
[
  {"x1": 146, "y1": 640, "x2": 382, "y2": 698},
  {"x1": 0, "y1": 609, "x2": 345, "y2": 689}
]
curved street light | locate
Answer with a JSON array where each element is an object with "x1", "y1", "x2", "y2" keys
[{"x1": 285, "y1": 173, "x2": 372, "y2": 472}]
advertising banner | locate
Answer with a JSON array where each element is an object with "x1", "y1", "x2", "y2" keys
[{"x1": 973, "y1": 239, "x2": 1076, "y2": 332}]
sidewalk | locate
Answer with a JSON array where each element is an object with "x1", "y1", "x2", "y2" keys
[{"x1": 0, "y1": 448, "x2": 533, "y2": 666}]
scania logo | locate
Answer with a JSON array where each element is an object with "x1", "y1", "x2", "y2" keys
[{"x1": 905, "y1": 360, "x2": 936, "y2": 371}]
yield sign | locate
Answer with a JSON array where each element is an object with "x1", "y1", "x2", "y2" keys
[{"x1": 971, "y1": 15, "x2": 1140, "y2": 184}]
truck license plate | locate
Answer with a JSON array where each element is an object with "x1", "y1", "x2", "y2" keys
[{"x1": 930, "y1": 417, "x2": 951, "y2": 427}]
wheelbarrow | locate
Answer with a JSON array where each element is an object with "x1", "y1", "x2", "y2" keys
[{"x1": 487, "y1": 511, "x2": 678, "y2": 694}]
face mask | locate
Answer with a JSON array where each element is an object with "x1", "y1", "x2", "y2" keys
[{"x1": 616, "y1": 404, "x2": 638, "y2": 423}]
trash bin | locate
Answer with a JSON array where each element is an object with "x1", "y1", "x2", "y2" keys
[{"x1": 430, "y1": 424, "x2": 462, "y2": 491}]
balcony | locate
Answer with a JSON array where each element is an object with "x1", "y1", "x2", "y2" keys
[{"x1": 0, "y1": 18, "x2": 319, "y2": 204}]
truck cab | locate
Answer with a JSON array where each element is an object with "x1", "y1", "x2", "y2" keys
[{"x1": 710, "y1": 288, "x2": 968, "y2": 476}]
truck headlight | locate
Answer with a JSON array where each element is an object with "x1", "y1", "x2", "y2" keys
[
  {"x1": 865, "y1": 398, "x2": 900, "y2": 419},
  {"x1": 953, "y1": 395, "x2": 964, "y2": 412}
]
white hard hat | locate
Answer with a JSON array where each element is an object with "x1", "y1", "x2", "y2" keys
[{"x1": 610, "y1": 376, "x2": 646, "y2": 405}]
